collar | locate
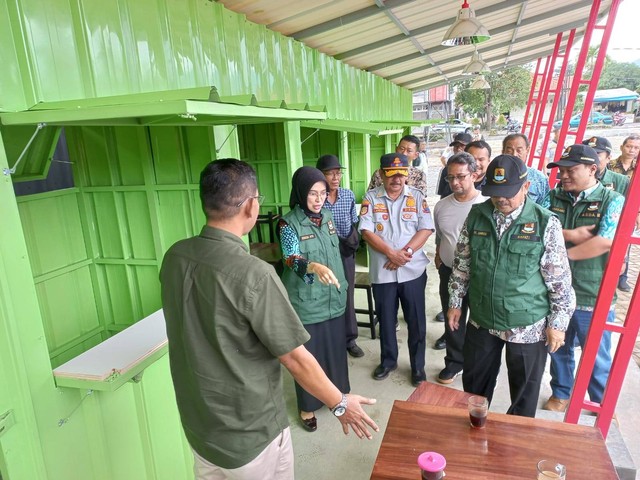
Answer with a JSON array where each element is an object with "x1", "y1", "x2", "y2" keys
[
  {"x1": 566, "y1": 181, "x2": 599, "y2": 203},
  {"x1": 200, "y1": 225, "x2": 249, "y2": 251},
  {"x1": 376, "y1": 184, "x2": 410, "y2": 200},
  {"x1": 492, "y1": 202, "x2": 525, "y2": 224}
]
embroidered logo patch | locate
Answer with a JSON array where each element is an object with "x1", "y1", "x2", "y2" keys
[
  {"x1": 402, "y1": 213, "x2": 413, "y2": 220},
  {"x1": 382, "y1": 214, "x2": 389, "y2": 220},
  {"x1": 494, "y1": 167, "x2": 506, "y2": 183},
  {"x1": 422, "y1": 199, "x2": 430, "y2": 213},
  {"x1": 587, "y1": 202, "x2": 600, "y2": 211},
  {"x1": 522, "y1": 223, "x2": 536, "y2": 234},
  {"x1": 376, "y1": 223, "x2": 384, "y2": 232},
  {"x1": 406, "y1": 197, "x2": 416, "y2": 207}
]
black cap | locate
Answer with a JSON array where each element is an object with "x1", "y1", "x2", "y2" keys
[
  {"x1": 380, "y1": 153, "x2": 409, "y2": 177},
  {"x1": 482, "y1": 155, "x2": 529, "y2": 198},
  {"x1": 582, "y1": 136, "x2": 612, "y2": 154},
  {"x1": 450, "y1": 132, "x2": 473, "y2": 147},
  {"x1": 316, "y1": 154, "x2": 345, "y2": 171},
  {"x1": 547, "y1": 144, "x2": 598, "y2": 169}
]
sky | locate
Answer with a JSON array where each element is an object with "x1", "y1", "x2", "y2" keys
[{"x1": 580, "y1": 0, "x2": 640, "y2": 64}]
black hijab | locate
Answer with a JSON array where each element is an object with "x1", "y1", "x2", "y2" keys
[{"x1": 289, "y1": 166, "x2": 328, "y2": 217}]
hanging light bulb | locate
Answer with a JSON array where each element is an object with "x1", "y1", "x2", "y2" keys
[
  {"x1": 442, "y1": 1, "x2": 491, "y2": 46},
  {"x1": 462, "y1": 50, "x2": 491, "y2": 75},
  {"x1": 469, "y1": 75, "x2": 491, "y2": 89}
]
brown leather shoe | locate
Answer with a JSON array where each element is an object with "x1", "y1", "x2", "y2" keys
[{"x1": 543, "y1": 396, "x2": 569, "y2": 412}]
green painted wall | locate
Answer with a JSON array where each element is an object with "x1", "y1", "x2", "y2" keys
[
  {"x1": 0, "y1": 1, "x2": 414, "y2": 479},
  {"x1": 0, "y1": 0, "x2": 412, "y2": 120}
]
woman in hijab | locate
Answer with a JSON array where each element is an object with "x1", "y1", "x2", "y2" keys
[{"x1": 278, "y1": 166, "x2": 350, "y2": 432}]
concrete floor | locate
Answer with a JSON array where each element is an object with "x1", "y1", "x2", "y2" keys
[{"x1": 283, "y1": 134, "x2": 640, "y2": 479}]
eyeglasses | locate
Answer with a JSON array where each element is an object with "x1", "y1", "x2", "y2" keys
[
  {"x1": 445, "y1": 173, "x2": 471, "y2": 183},
  {"x1": 236, "y1": 194, "x2": 265, "y2": 207},
  {"x1": 308, "y1": 190, "x2": 328, "y2": 200},
  {"x1": 325, "y1": 171, "x2": 343, "y2": 178}
]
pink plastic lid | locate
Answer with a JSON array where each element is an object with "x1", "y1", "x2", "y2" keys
[{"x1": 417, "y1": 452, "x2": 446, "y2": 472}]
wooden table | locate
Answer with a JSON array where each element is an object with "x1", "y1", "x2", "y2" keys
[
  {"x1": 407, "y1": 381, "x2": 473, "y2": 408},
  {"x1": 371, "y1": 400, "x2": 618, "y2": 479}
]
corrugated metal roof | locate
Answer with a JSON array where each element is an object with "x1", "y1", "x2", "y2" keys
[{"x1": 218, "y1": 0, "x2": 612, "y2": 91}]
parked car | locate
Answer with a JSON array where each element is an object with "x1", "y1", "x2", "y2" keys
[
  {"x1": 553, "y1": 111, "x2": 614, "y2": 129},
  {"x1": 431, "y1": 119, "x2": 473, "y2": 134}
]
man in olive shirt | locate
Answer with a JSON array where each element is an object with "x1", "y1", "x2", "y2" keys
[{"x1": 160, "y1": 159, "x2": 378, "y2": 479}]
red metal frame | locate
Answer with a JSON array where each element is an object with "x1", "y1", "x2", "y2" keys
[
  {"x1": 522, "y1": 57, "x2": 546, "y2": 149},
  {"x1": 561, "y1": 0, "x2": 627, "y2": 439},
  {"x1": 527, "y1": 30, "x2": 575, "y2": 173}
]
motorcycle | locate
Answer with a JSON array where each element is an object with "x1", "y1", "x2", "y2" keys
[
  {"x1": 613, "y1": 112, "x2": 626, "y2": 126},
  {"x1": 506, "y1": 118, "x2": 521, "y2": 133}
]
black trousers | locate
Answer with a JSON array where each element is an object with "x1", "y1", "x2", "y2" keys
[
  {"x1": 438, "y1": 264, "x2": 467, "y2": 373},
  {"x1": 340, "y1": 251, "x2": 358, "y2": 347},
  {"x1": 462, "y1": 322, "x2": 547, "y2": 417},
  {"x1": 372, "y1": 272, "x2": 427, "y2": 373}
]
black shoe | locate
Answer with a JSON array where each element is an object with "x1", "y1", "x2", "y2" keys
[
  {"x1": 347, "y1": 344, "x2": 365, "y2": 358},
  {"x1": 373, "y1": 364, "x2": 397, "y2": 380},
  {"x1": 437, "y1": 368, "x2": 462, "y2": 385},
  {"x1": 411, "y1": 370, "x2": 426, "y2": 387},
  {"x1": 618, "y1": 278, "x2": 631, "y2": 292},
  {"x1": 435, "y1": 311, "x2": 445, "y2": 322},
  {"x1": 300, "y1": 415, "x2": 317, "y2": 432},
  {"x1": 433, "y1": 335, "x2": 446, "y2": 350}
]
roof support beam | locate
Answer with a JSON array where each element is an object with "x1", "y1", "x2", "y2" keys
[
  {"x1": 364, "y1": 0, "x2": 592, "y2": 72},
  {"x1": 385, "y1": 19, "x2": 583, "y2": 81},
  {"x1": 290, "y1": 0, "x2": 417, "y2": 40},
  {"x1": 336, "y1": 0, "x2": 528, "y2": 61}
]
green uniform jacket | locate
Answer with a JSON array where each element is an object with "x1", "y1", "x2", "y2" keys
[
  {"x1": 467, "y1": 199, "x2": 552, "y2": 330},
  {"x1": 281, "y1": 205, "x2": 347, "y2": 324},
  {"x1": 549, "y1": 183, "x2": 621, "y2": 307},
  {"x1": 599, "y1": 168, "x2": 629, "y2": 196}
]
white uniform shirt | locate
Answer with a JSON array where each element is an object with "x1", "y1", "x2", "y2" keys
[{"x1": 359, "y1": 185, "x2": 434, "y2": 284}]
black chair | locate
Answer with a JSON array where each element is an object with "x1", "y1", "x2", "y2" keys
[
  {"x1": 249, "y1": 210, "x2": 281, "y2": 244},
  {"x1": 354, "y1": 271, "x2": 377, "y2": 339}
]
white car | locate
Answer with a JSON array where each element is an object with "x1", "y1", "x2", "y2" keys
[{"x1": 431, "y1": 119, "x2": 473, "y2": 134}]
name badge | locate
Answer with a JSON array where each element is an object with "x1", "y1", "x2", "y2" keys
[
  {"x1": 300, "y1": 234, "x2": 316, "y2": 241},
  {"x1": 472, "y1": 230, "x2": 489, "y2": 237}
]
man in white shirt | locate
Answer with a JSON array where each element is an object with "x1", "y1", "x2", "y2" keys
[{"x1": 433, "y1": 152, "x2": 487, "y2": 384}]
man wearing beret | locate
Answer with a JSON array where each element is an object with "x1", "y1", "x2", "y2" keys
[
  {"x1": 359, "y1": 153, "x2": 434, "y2": 386},
  {"x1": 542, "y1": 144, "x2": 624, "y2": 413},
  {"x1": 448, "y1": 155, "x2": 575, "y2": 417}
]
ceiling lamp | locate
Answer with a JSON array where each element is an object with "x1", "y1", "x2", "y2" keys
[
  {"x1": 441, "y1": 1, "x2": 491, "y2": 46},
  {"x1": 462, "y1": 50, "x2": 491, "y2": 75},
  {"x1": 469, "y1": 75, "x2": 491, "y2": 89}
]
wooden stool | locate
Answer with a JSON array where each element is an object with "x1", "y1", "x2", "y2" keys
[{"x1": 354, "y1": 271, "x2": 377, "y2": 339}]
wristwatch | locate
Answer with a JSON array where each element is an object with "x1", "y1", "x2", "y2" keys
[
  {"x1": 405, "y1": 246, "x2": 414, "y2": 255},
  {"x1": 330, "y1": 393, "x2": 348, "y2": 417}
]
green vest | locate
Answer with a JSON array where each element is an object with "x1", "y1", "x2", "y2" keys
[
  {"x1": 280, "y1": 206, "x2": 347, "y2": 324},
  {"x1": 599, "y1": 169, "x2": 629, "y2": 197},
  {"x1": 549, "y1": 183, "x2": 620, "y2": 307},
  {"x1": 467, "y1": 199, "x2": 552, "y2": 330}
]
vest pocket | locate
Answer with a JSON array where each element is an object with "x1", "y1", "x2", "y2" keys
[{"x1": 506, "y1": 241, "x2": 543, "y2": 277}]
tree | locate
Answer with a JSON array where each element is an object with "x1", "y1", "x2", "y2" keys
[
  {"x1": 453, "y1": 65, "x2": 532, "y2": 128},
  {"x1": 598, "y1": 61, "x2": 640, "y2": 91}
]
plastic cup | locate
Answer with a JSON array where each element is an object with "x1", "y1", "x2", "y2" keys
[
  {"x1": 536, "y1": 460, "x2": 566, "y2": 479},
  {"x1": 468, "y1": 395, "x2": 488, "y2": 429},
  {"x1": 418, "y1": 451, "x2": 446, "y2": 480}
]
